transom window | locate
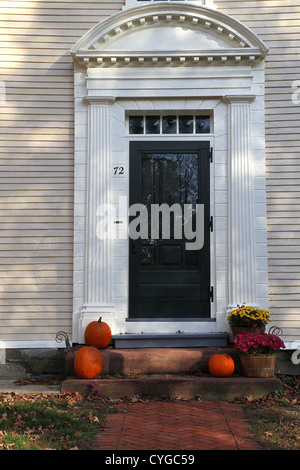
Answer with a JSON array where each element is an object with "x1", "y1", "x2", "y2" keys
[{"x1": 128, "y1": 113, "x2": 211, "y2": 135}]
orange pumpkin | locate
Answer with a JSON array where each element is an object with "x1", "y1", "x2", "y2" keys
[
  {"x1": 208, "y1": 353, "x2": 235, "y2": 377},
  {"x1": 74, "y1": 346, "x2": 103, "y2": 379},
  {"x1": 84, "y1": 317, "x2": 112, "y2": 349}
]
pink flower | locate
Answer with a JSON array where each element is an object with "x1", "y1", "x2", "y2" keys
[{"x1": 234, "y1": 332, "x2": 285, "y2": 355}]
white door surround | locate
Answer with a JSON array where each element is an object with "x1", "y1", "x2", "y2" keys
[{"x1": 70, "y1": 3, "x2": 269, "y2": 343}]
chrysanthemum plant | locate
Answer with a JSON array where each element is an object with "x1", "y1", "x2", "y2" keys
[
  {"x1": 227, "y1": 304, "x2": 271, "y2": 329},
  {"x1": 234, "y1": 332, "x2": 285, "y2": 356}
]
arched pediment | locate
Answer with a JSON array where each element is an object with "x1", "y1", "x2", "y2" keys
[{"x1": 70, "y1": 3, "x2": 268, "y2": 67}]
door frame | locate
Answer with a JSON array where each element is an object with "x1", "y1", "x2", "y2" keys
[
  {"x1": 72, "y1": 98, "x2": 269, "y2": 340},
  {"x1": 128, "y1": 140, "x2": 212, "y2": 320}
]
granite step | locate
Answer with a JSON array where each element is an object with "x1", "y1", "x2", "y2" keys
[
  {"x1": 61, "y1": 375, "x2": 282, "y2": 401},
  {"x1": 62, "y1": 346, "x2": 282, "y2": 400},
  {"x1": 65, "y1": 346, "x2": 240, "y2": 377}
]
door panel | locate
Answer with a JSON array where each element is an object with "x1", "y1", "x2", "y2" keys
[{"x1": 129, "y1": 141, "x2": 211, "y2": 319}]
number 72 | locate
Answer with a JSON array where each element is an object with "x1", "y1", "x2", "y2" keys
[{"x1": 113, "y1": 166, "x2": 124, "y2": 175}]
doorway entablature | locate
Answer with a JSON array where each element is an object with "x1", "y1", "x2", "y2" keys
[{"x1": 70, "y1": 3, "x2": 268, "y2": 68}]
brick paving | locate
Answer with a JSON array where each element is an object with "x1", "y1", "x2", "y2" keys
[{"x1": 93, "y1": 401, "x2": 260, "y2": 450}]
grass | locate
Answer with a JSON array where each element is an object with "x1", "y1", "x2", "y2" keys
[
  {"x1": 243, "y1": 402, "x2": 300, "y2": 450},
  {"x1": 0, "y1": 390, "x2": 109, "y2": 450},
  {"x1": 238, "y1": 377, "x2": 300, "y2": 450}
]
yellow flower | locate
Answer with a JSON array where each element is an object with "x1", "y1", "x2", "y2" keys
[{"x1": 227, "y1": 305, "x2": 271, "y2": 328}]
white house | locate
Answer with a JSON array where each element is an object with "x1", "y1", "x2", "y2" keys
[{"x1": 0, "y1": 0, "x2": 299, "y2": 364}]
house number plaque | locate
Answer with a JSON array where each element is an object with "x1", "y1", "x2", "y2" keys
[{"x1": 113, "y1": 166, "x2": 125, "y2": 177}]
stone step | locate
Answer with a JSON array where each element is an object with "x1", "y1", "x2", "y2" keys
[
  {"x1": 65, "y1": 346, "x2": 240, "y2": 376},
  {"x1": 61, "y1": 376, "x2": 282, "y2": 401},
  {"x1": 63, "y1": 347, "x2": 283, "y2": 400},
  {"x1": 112, "y1": 333, "x2": 229, "y2": 349}
]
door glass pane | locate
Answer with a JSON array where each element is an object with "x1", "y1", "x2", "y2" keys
[
  {"x1": 146, "y1": 115, "x2": 160, "y2": 134},
  {"x1": 141, "y1": 152, "x2": 199, "y2": 270},
  {"x1": 196, "y1": 115, "x2": 210, "y2": 134},
  {"x1": 129, "y1": 116, "x2": 144, "y2": 134},
  {"x1": 141, "y1": 153, "x2": 198, "y2": 205},
  {"x1": 162, "y1": 115, "x2": 177, "y2": 134},
  {"x1": 179, "y1": 115, "x2": 194, "y2": 134}
]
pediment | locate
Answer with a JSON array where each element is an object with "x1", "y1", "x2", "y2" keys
[
  {"x1": 70, "y1": 3, "x2": 269, "y2": 67},
  {"x1": 101, "y1": 23, "x2": 242, "y2": 52}
]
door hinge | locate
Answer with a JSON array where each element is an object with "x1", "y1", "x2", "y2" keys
[
  {"x1": 210, "y1": 286, "x2": 214, "y2": 302},
  {"x1": 209, "y1": 216, "x2": 214, "y2": 232},
  {"x1": 209, "y1": 147, "x2": 213, "y2": 163}
]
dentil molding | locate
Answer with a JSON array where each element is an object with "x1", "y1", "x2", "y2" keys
[{"x1": 70, "y1": 3, "x2": 269, "y2": 67}]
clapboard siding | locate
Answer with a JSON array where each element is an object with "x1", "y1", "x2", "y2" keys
[
  {"x1": 219, "y1": 0, "x2": 300, "y2": 343},
  {"x1": 1, "y1": 0, "x2": 299, "y2": 345},
  {"x1": 0, "y1": 0, "x2": 124, "y2": 342}
]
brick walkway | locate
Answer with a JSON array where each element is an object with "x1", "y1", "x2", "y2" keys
[{"x1": 94, "y1": 401, "x2": 260, "y2": 450}]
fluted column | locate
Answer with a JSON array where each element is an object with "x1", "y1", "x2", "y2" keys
[
  {"x1": 81, "y1": 96, "x2": 115, "y2": 322},
  {"x1": 225, "y1": 95, "x2": 257, "y2": 311}
]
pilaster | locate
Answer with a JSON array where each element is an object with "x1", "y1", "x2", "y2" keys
[
  {"x1": 80, "y1": 97, "x2": 115, "y2": 332},
  {"x1": 225, "y1": 95, "x2": 257, "y2": 311}
]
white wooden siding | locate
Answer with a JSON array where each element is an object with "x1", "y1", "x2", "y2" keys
[
  {"x1": 1, "y1": 0, "x2": 299, "y2": 345},
  {"x1": 0, "y1": 0, "x2": 124, "y2": 343},
  {"x1": 218, "y1": 0, "x2": 300, "y2": 343}
]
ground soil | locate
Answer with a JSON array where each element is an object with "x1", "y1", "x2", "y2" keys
[{"x1": 234, "y1": 376, "x2": 300, "y2": 450}]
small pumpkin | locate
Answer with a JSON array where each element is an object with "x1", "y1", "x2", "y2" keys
[
  {"x1": 208, "y1": 353, "x2": 235, "y2": 377},
  {"x1": 74, "y1": 346, "x2": 103, "y2": 379},
  {"x1": 84, "y1": 317, "x2": 112, "y2": 349}
]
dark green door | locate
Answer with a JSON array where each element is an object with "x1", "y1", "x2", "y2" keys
[{"x1": 129, "y1": 141, "x2": 211, "y2": 319}]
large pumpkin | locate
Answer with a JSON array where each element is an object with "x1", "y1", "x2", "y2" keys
[
  {"x1": 74, "y1": 346, "x2": 103, "y2": 379},
  {"x1": 84, "y1": 317, "x2": 111, "y2": 349},
  {"x1": 208, "y1": 353, "x2": 235, "y2": 377}
]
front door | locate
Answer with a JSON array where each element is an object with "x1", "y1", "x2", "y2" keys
[{"x1": 129, "y1": 141, "x2": 211, "y2": 319}]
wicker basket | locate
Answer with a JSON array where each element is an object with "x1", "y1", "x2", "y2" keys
[{"x1": 239, "y1": 354, "x2": 276, "y2": 378}]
